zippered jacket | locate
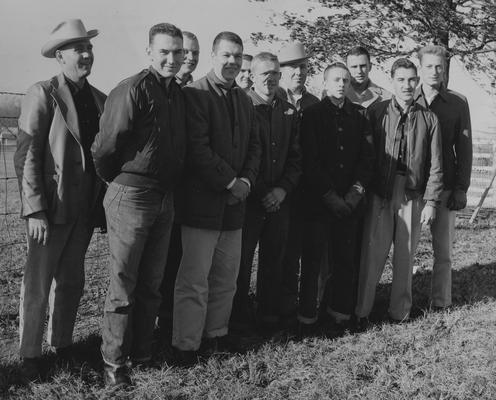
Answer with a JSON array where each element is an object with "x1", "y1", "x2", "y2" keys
[{"x1": 369, "y1": 98, "x2": 443, "y2": 206}]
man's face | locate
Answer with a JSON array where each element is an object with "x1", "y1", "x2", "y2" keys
[
  {"x1": 280, "y1": 60, "x2": 308, "y2": 92},
  {"x1": 147, "y1": 33, "x2": 184, "y2": 78},
  {"x1": 420, "y1": 54, "x2": 445, "y2": 87},
  {"x1": 212, "y1": 39, "x2": 243, "y2": 83},
  {"x1": 179, "y1": 36, "x2": 200, "y2": 75},
  {"x1": 346, "y1": 54, "x2": 371, "y2": 85},
  {"x1": 324, "y1": 67, "x2": 350, "y2": 100},
  {"x1": 251, "y1": 59, "x2": 280, "y2": 98},
  {"x1": 56, "y1": 39, "x2": 94, "y2": 81},
  {"x1": 392, "y1": 67, "x2": 419, "y2": 103},
  {"x1": 235, "y1": 59, "x2": 252, "y2": 90}
]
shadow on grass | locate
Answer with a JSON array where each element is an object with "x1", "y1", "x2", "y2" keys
[
  {"x1": 0, "y1": 334, "x2": 103, "y2": 395},
  {"x1": 371, "y1": 260, "x2": 496, "y2": 322},
  {"x1": 1, "y1": 261, "x2": 495, "y2": 396}
]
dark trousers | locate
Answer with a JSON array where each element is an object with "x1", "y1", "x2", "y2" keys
[
  {"x1": 101, "y1": 183, "x2": 174, "y2": 367},
  {"x1": 231, "y1": 202, "x2": 290, "y2": 324},
  {"x1": 158, "y1": 222, "x2": 182, "y2": 331},
  {"x1": 298, "y1": 215, "x2": 361, "y2": 323}
]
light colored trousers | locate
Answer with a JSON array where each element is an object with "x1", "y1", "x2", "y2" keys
[
  {"x1": 19, "y1": 217, "x2": 93, "y2": 358},
  {"x1": 430, "y1": 190, "x2": 456, "y2": 307},
  {"x1": 172, "y1": 226, "x2": 241, "y2": 351},
  {"x1": 355, "y1": 175, "x2": 423, "y2": 321}
]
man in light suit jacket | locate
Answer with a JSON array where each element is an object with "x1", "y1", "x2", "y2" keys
[{"x1": 14, "y1": 19, "x2": 106, "y2": 381}]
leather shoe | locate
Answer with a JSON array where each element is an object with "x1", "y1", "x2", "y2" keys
[
  {"x1": 103, "y1": 364, "x2": 132, "y2": 387},
  {"x1": 173, "y1": 348, "x2": 199, "y2": 367}
]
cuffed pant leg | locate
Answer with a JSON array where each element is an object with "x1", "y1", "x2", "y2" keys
[
  {"x1": 430, "y1": 191, "x2": 455, "y2": 308},
  {"x1": 355, "y1": 194, "x2": 395, "y2": 318},
  {"x1": 172, "y1": 227, "x2": 217, "y2": 351},
  {"x1": 19, "y1": 223, "x2": 73, "y2": 358},
  {"x1": 47, "y1": 217, "x2": 93, "y2": 348},
  {"x1": 389, "y1": 188, "x2": 423, "y2": 321},
  {"x1": 204, "y1": 229, "x2": 242, "y2": 338}
]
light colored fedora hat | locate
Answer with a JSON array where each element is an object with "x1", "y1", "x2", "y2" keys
[
  {"x1": 41, "y1": 19, "x2": 98, "y2": 58},
  {"x1": 278, "y1": 41, "x2": 310, "y2": 66}
]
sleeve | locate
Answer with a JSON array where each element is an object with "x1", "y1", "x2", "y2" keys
[
  {"x1": 454, "y1": 97, "x2": 472, "y2": 192},
  {"x1": 276, "y1": 109, "x2": 302, "y2": 194},
  {"x1": 184, "y1": 86, "x2": 238, "y2": 191},
  {"x1": 423, "y1": 114, "x2": 444, "y2": 206},
  {"x1": 300, "y1": 107, "x2": 335, "y2": 195},
  {"x1": 91, "y1": 82, "x2": 136, "y2": 182},
  {"x1": 240, "y1": 102, "x2": 261, "y2": 187},
  {"x1": 353, "y1": 109, "x2": 375, "y2": 189},
  {"x1": 14, "y1": 83, "x2": 52, "y2": 217}
]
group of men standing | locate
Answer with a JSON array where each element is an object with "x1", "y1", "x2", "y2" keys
[{"x1": 13, "y1": 18, "x2": 471, "y2": 387}]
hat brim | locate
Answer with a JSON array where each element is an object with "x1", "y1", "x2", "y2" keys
[
  {"x1": 41, "y1": 29, "x2": 99, "y2": 58},
  {"x1": 279, "y1": 56, "x2": 309, "y2": 67}
]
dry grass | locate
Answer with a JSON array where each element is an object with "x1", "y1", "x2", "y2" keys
[{"x1": 1, "y1": 175, "x2": 496, "y2": 399}]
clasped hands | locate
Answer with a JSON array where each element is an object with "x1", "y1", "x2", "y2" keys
[{"x1": 322, "y1": 184, "x2": 364, "y2": 219}]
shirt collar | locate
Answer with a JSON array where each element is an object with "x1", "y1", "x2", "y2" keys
[
  {"x1": 175, "y1": 73, "x2": 193, "y2": 88},
  {"x1": 149, "y1": 66, "x2": 171, "y2": 89},
  {"x1": 208, "y1": 69, "x2": 235, "y2": 91},
  {"x1": 324, "y1": 96, "x2": 353, "y2": 115},
  {"x1": 248, "y1": 88, "x2": 278, "y2": 107},
  {"x1": 64, "y1": 75, "x2": 87, "y2": 96}
]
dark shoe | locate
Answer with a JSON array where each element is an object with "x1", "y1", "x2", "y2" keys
[
  {"x1": 352, "y1": 316, "x2": 369, "y2": 333},
  {"x1": 103, "y1": 364, "x2": 132, "y2": 387},
  {"x1": 296, "y1": 321, "x2": 319, "y2": 340},
  {"x1": 173, "y1": 348, "x2": 199, "y2": 367},
  {"x1": 20, "y1": 357, "x2": 41, "y2": 383},
  {"x1": 55, "y1": 346, "x2": 76, "y2": 367}
]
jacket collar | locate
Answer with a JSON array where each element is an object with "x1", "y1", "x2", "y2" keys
[
  {"x1": 247, "y1": 88, "x2": 278, "y2": 107},
  {"x1": 322, "y1": 96, "x2": 353, "y2": 115},
  {"x1": 50, "y1": 73, "x2": 81, "y2": 145},
  {"x1": 414, "y1": 84, "x2": 448, "y2": 106}
]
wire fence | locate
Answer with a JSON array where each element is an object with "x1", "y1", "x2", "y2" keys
[{"x1": 0, "y1": 92, "x2": 110, "y2": 358}]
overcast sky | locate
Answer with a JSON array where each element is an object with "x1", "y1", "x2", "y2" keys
[{"x1": 0, "y1": 0, "x2": 303, "y2": 93}]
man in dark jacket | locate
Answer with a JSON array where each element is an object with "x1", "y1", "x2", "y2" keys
[
  {"x1": 355, "y1": 58, "x2": 443, "y2": 323},
  {"x1": 415, "y1": 45, "x2": 472, "y2": 310},
  {"x1": 91, "y1": 23, "x2": 186, "y2": 386},
  {"x1": 172, "y1": 32, "x2": 261, "y2": 360},
  {"x1": 14, "y1": 19, "x2": 105, "y2": 381},
  {"x1": 298, "y1": 63, "x2": 374, "y2": 334},
  {"x1": 230, "y1": 52, "x2": 301, "y2": 333}
]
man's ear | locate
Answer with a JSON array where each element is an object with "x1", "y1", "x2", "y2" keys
[{"x1": 55, "y1": 49, "x2": 63, "y2": 63}]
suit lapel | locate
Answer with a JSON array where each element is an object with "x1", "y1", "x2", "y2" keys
[{"x1": 50, "y1": 74, "x2": 81, "y2": 146}]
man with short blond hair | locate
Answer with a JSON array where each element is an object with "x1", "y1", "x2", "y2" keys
[
  {"x1": 231, "y1": 52, "x2": 301, "y2": 332},
  {"x1": 415, "y1": 44, "x2": 472, "y2": 310},
  {"x1": 176, "y1": 31, "x2": 199, "y2": 87},
  {"x1": 14, "y1": 19, "x2": 106, "y2": 381}
]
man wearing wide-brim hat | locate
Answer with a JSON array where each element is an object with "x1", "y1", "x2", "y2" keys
[
  {"x1": 14, "y1": 18, "x2": 106, "y2": 382},
  {"x1": 276, "y1": 41, "x2": 319, "y2": 326}
]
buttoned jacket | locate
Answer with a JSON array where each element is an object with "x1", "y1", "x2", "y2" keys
[
  {"x1": 14, "y1": 73, "x2": 106, "y2": 225},
  {"x1": 178, "y1": 70, "x2": 261, "y2": 231},
  {"x1": 247, "y1": 90, "x2": 301, "y2": 204},
  {"x1": 300, "y1": 97, "x2": 375, "y2": 219}
]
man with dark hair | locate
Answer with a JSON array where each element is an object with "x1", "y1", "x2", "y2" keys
[
  {"x1": 92, "y1": 22, "x2": 186, "y2": 386},
  {"x1": 230, "y1": 52, "x2": 301, "y2": 333},
  {"x1": 176, "y1": 31, "x2": 200, "y2": 87},
  {"x1": 415, "y1": 45, "x2": 472, "y2": 310},
  {"x1": 355, "y1": 58, "x2": 443, "y2": 324},
  {"x1": 172, "y1": 31, "x2": 260, "y2": 362},
  {"x1": 346, "y1": 46, "x2": 391, "y2": 108},
  {"x1": 298, "y1": 63, "x2": 374, "y2": 336},
  {"x1": 236, "y1": 54, "x2": 254, "y2": 92},
  {"x1": 14, "y1": 19, "x2": 106, "y2": 382}
]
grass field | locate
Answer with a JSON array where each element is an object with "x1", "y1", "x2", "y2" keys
[{"x1": 1, "y1": 159, "x2": 496, "y2": 399}]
